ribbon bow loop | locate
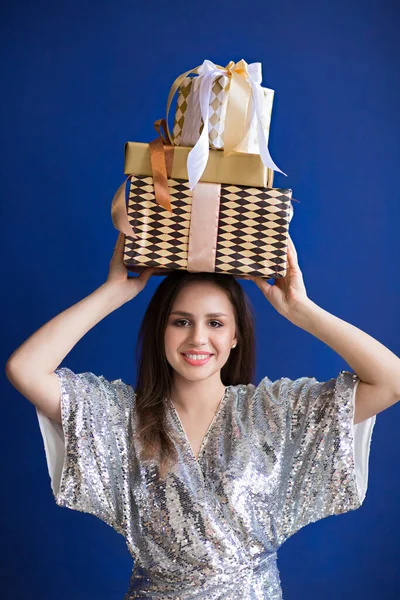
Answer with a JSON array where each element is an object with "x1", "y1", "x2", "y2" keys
[
  {"x1": 246, "y1": 62, "x2": 262, "y2": 85},
  {"x1": 197, "y1": 59, "x2": 224, "y2": 77},
  {"x1": 225, "y1": 59, "x2": 250, "y2": 79}
]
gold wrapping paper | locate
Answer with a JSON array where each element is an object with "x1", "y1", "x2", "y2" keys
[{"x1": 124, "y1": 142, "x2": 274, "y2": 188}]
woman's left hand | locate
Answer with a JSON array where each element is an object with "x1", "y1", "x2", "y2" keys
[{"x1": 245, "y1": 235, "x2": 310, "y2": 319}]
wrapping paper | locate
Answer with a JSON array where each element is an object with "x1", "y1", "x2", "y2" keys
[
  {"x1": 124, "y1": 141, "x2": 274, "y2": 188},
  {"x1": 113, "y1": 176, "x2": 293, "y2": 279},
  {"x1": 172, "y1": 75, "x2": 274, "y2": 156}
]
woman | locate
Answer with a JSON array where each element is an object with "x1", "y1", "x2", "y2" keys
[{"x1": 6, "y1": 232, "x2": 400, "y2": 599}]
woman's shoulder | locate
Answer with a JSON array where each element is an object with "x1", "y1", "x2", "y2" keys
[
  {"x1": 231, "y1": 375, "x2": 292, "y2": 394},
  {"x1": 55, "y1": 366, "x2": 135, "y2": 400},
  {"x1": 230, "y1": 374, "x2": 320, "y2": 406}
]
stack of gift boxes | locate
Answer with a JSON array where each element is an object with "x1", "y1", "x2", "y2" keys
[{"x1": 111, "y1": 59, "x2": 295, "y2": 279}]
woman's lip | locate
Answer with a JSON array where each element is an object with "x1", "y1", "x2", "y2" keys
[
  {"x1": 180, "y1": 353, "x2": 213, "y2": 366},
  {"x1": 180, "y1": 352, "x2": 213, "y2": 355}
]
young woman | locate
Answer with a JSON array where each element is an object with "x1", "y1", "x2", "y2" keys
[{"x1": 6, "y1": 232, "x2": 400, "y2": 599}]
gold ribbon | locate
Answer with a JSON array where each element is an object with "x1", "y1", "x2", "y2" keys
[
  {"x1": 111, "y1": 119, "x2": 176, "y2": 238},
  {"x1": 223, "y1": 60, "x2": 253, "y2": 156},
  {"x1": 148, "y1": 118, "x2": 176, "y2": 213}
]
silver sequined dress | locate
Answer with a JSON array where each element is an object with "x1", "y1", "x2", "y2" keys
[{"x1": 36, "y1": 367, "x2": 376, "y2": 599}]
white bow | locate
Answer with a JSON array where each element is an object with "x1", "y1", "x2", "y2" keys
[{"x1": 186, "y1": 59, "x2": 286, "y2": 190}]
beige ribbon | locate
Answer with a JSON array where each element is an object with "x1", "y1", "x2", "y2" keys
[
  {"x1": 187, "y1": 183, "x2": 221, "y2": 272},
  {"x1": 222, "y1": 60, "x2": 253, "y2": 156}
]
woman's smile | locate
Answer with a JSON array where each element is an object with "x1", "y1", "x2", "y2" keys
[{"x1": 180, "y1": 352, "x2": 214, "y2": 366}]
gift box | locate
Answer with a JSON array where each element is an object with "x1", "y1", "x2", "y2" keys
[
  {"x1": 171, "y1": 73, "x2": 274, "y2": 155},
  {"x1": 164, "y1": 59, "x2": 285, "y2": 189},
  {"x1": 111, "y1": 174, "x2": 294, "y2": 279},
  {"x1": 124, "y1": 141, "x2": 274, "y2": 188}
]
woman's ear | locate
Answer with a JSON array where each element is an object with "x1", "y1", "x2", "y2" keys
[{"x1": 232, "y1": 330, "x2": 238, "y2": 348}]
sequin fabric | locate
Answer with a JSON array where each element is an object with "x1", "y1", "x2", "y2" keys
[{"x1": 36, "y1": 368, "x2": 376, "y2": 599}]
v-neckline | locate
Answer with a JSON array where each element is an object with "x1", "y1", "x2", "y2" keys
[{"x1": 167, "y1": 386, "x2": 231, "y2": 465}]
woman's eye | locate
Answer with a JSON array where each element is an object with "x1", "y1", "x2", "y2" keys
[
  {"x1": 173, "y1": 319, "x2": 190, "y2": 327},
  {"x1": 171, "y1": 319, "x2": 223, "y2": 328},
  {"x1": 209, "y1": 321, "x2": 223, "y2": 328}
]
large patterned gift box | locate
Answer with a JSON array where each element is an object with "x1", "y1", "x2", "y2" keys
[
  {"x1": 165, "y1": 59, "x2": 286, "y2": 189},
  {"x1": 111, "y1": 139, "x2": 294, "y2": 279}
]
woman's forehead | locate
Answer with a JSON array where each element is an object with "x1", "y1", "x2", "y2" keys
[{"x1": 171, "y1": 281, "x2": 234, "y2": 313}]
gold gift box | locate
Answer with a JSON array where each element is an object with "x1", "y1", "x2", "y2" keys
[{"x1": 124, "y1": 142, "x2": 274, "y2": 188}]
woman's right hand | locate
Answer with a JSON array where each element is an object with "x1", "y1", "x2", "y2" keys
[{"x1": 105, "y1": 232, "x2": 156, "y2": 302}]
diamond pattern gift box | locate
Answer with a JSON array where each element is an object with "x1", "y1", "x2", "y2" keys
[{"x1": 113, "y1": 174, "x2": 293, "y2": 280}]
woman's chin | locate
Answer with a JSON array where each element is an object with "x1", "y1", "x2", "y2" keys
[{"x1": 171, "y1": 363, "x2": 220, "y2": 382}]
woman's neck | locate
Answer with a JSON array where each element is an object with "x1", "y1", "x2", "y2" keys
[{"x1": 170, "y1": 372, "x2": 227, "y2": 417}]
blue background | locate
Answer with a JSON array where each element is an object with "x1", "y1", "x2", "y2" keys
[{"x1": 1, "y1": 0, "x2": 399, "y2": 598}]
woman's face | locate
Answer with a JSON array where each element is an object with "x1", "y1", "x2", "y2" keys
[{"x1": 164, "y1": 281, "x2": 238, "y2": 383}]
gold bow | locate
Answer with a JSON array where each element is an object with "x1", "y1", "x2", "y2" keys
[{"x1": 222, "y1": 59, "x2": 253, "y2": 156}]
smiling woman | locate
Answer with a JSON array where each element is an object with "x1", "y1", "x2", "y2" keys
[
  {"x1": 6, "y1": 230, "x2": 393, "y2": 600},
  {"x1": 134, "y1": 271, "x2": 256, "y2": 473},
  {"x1": 165, "y1": 281, "x2": 239, "y2": 396}
]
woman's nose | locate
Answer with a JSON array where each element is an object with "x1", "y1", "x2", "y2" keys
[{"x1": 188, "y1": 324, "x2": 208, "y2": 346}]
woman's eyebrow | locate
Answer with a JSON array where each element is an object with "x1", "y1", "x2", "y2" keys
[{"x1": 170, "y1": 311, "x2": 229, "y2": 318}]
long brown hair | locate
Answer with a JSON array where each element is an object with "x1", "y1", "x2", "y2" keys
[{"x1": 133, "y1": 271, "x2": 256, "y2": 476}]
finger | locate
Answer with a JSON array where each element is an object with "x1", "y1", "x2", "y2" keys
[
  {"x1": 113, "y1": 232, "x2": 125, "y2": 253},
  {"x1": 288, "y1": 234, "x2": 298, "y2": 258},
  {"x1": 286, "y1": 236, "x2": 294, "y2": 264},
  {"x1": 286, "y1": 235, "x2": 298, "y2": 266},
  {"x1": 251, "y1": 275, "x2": 266, "y2": 288},
  {"x1": 138, "y1": 267, "x2": 156, "y2": 282},
  {"x1": 253, "y1": 277, "x2": 273, "y2": 295}
]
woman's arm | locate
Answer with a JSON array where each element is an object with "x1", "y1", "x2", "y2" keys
[
  {"x1": 288, "y1": 299, "x2": 400, "y2": 423},
  {"x1": 288, "y1": 298, "x2": 400, "y2": 391},
  {"x1": 5, "y1": 232, "x2": 154, "y2": 421},
  {"x1": 6, "y1": 283, "x2": 130, "y2": 375},
  {"x1": 248, "y1": 236, "x2": 400, "y2": 424}
]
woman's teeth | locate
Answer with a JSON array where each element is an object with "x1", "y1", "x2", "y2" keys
[{"x1": 183, "y1": 354, "x2": 210, "y2": 360}]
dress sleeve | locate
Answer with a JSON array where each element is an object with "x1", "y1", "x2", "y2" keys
[
  {"x1": 35, "y1": 366, "x2": 135, "y2": 536},
  {"x1": 259, "y1": 370, "x2": 376, "y2": 544}
]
